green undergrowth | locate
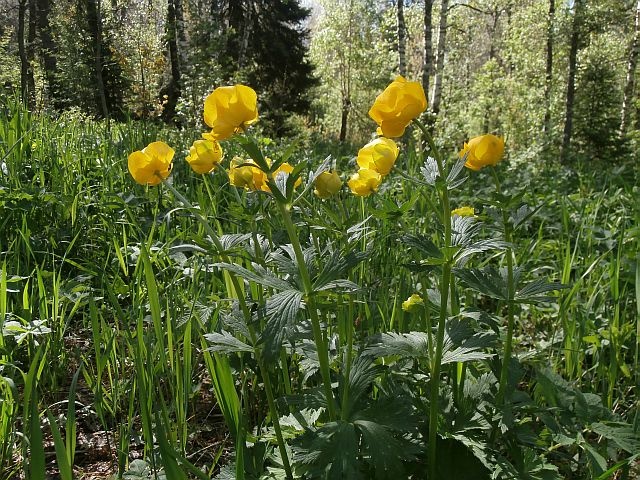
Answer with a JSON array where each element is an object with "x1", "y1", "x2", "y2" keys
[{"x1": 0, "y1": 101, "x2": 638, "y2": 479}]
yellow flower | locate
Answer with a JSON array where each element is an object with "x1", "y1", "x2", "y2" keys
[
  {"x1": 314, "y1": 171, "x2": 342, "y2": 199},
  {"x1": 128, "y1": 141, "x2": 174, "y2": 186},
  {"x1": 228, "y1": 157, "x2": 267, "y2": 191},
  {"x1": 460, "y1": 134, "x2": 505, "y2": 171},
  {"x1": 203, "y1": 84, "x2": 258, "y2": 140},
  {"x1": 347, "y1": 169, "x2": 382, "y2": 197},
  {"x1": 356, "y1": 137, "x2": 400, "y2": 176},
  {"x1": 369, "y1": 76, "x2": 427, "y2": 138},
  {"x1": 262, "y1": 162, "x2": 302, "y2": 192},
  {"x1": 451, "y1": 206, "x2": 475, "y2": 217},
  {"x1": 186, "y1": 139, "x2": 223, "y2": 174},
  {"x1": 402, "y1": 293, "x2": 424, "y2": 313}
]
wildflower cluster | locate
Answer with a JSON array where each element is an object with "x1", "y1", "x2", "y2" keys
[{"x1": 126, "y1": 76, "x2": 509, "y2": 479}]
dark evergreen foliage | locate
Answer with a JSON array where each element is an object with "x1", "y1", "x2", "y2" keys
[{"x1": 216, "y1": 0, "x2": 318, "y2": 135}]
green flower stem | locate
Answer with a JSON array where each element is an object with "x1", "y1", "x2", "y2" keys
[
  {"x1": 275, "y1": 200, "x2": 338, "y2": 421},
  {"x1": 413, "y1": 119, "x2": 453, "y2": 480},
  {"x1": 490, "y1": 167, "x2": 515, "y2": 406},
  {"x1": 162, "y1": 179, "x2": 294, "y2": 480},
  {"x1": 340, "y1": 297, "x2": 355, "y2": 421}
]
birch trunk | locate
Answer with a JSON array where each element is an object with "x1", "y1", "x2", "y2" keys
[{"x1": 431, "y1": 0, "x2": 449, "y2": 116}]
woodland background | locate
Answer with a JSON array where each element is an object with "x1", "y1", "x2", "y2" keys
[{"x1": 1, "y1": 0, "x2": 639, "y2": 165}]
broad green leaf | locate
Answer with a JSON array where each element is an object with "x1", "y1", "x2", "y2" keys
[
  {"x1": 454, "y1": 267, "x2": 508, "y2": 300},
  {"x1": 213, "y1": 262, "x2": 293, "y2": 291},
  {"x1": 205, "y1": 330, "x2": 254, "y2": 354},
  {"x1": 515, "y1": 279, "x2": 565, "y2": 303},
  {"x1": 590, "y1": 422, "x2": 640, "y2": 454},
  {"x1": 364, "y1": 331, "x2": 429, "y2": 359},
  {"x1": 401, "y1": 233, "x2": 442, "y2": 260},
  {"x1": 260, "y1": 289, "x2": 304, "y2": 362}
]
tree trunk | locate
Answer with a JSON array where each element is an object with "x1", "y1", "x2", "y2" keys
[
  {"x1": 397, "y1": 0, "x2": 406, "y2": 76},
  {"x1": 339, "y1": 98, "x2": 350, "y2": 142},
  {"x1": 238, "y1": 0, "x2": 252, "y2": 69},
  {"x1": 35, "y1": 0, "x2": 60, "y2": 109},
  {"x1": 86, "y1": 0, "x2": 109, "y2": 118},
  {"x1": 620, "y1": 0, "x2": 640, "y2": 135},
  {"x1": 339, "y1": 0, "x2": 355, "y2": 142},
  {"x1": 175, "y1": 0, "x2": 188, "y2": 68},
  {"x1": 431, "y1": 0, "x2": 449, "y2": 116},
  {"x1": 543, "y1": 0, "x2": 555, "y2": 137},
  {"x1": 18, "y1": 0, "x2": 29, "y2": 105},
  {"x1": 162, "y1": 0, "x2": 182, "y2": 122},
  {"x1": 26, "y1": 0, "x2": 36, "y2": 109},
  {"x1": 561, "y1": 0, "x2": 583, "y2": 164},
  {"x1": 422, "y1": 0, "x2": 433, "y2": 97}
]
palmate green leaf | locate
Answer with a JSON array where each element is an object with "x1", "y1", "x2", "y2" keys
[
  {"x1": 364, "y1": 331, "x2": 429, "y2": 359},
  {"x1": 442, "y1": 319, "x2": 496, "y2": 365},
  {"x1": 313, "y1": 248, "x2": 368, "y2": 292},
  {"x1": 441, "y1": 331, "x2": 496, "y2": 365},
  {"x1": 342, "y1": 354, "x2": 384, "y2": 417},
  {"x1": 205, "y1": 330, "x2": 254, "y2": 354},
  {"x1": 434, "y1": 437, "x2": 491, "y2": 480},
  {"x1": 454, "y1": 266, "x2": 508, "y2": 300},
  {"x1": 420, "y1": 156, "x2": 439, "y2": 185},
  {"x1": 447, "y1": 157, "x2": 469, "y2": 189},
  {"x1": 515, "y1": 279, "x2": 566, "y2": 303},
  {"x1": 455, "y1": 240, "x2": 508, "y2": 266},
  {"x1": 347, "y1": 216, "x2": 372, "y2": 243},
  {"x1": 491, "y1": 447, "x2": 562, "y2": 480},
  {"x1": 590, "y1": 422, "x2": 640, "y2": 454},
  {"x1": 354, "y1": 419, "x2": 417, "y2": 480},
  {"x1": 295, "y1": 421, "x2": 362, "y2": 479},
  {"x1": 370, "y1": 193, "x2": 419, "y2": 221},
  {"x1": 401, "y1": 233, "x2": 444, "y2": 265},
  {"x1": 213, "y1": 262, "x2": 293, "y2": 291},
  {"x1": 511, "y1": 204, "x2": 543, "y2": 232},
  {"x1": 451, "y1": 215, "x2": 482, "y2": 247},
  {"x1": 220, "y1": 233, "x2": 252, "y2": 251},
  {"x1": 260, "y1": 289, "x2": 304, "y2": 362}
]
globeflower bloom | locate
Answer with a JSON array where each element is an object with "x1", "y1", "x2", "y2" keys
[
  {"x1": 203, "y1": 84, "x2": 258, "y2": 140},
  {"x1": 128, "y1": 141, "x2": 174, "y2": 186},
  {"x1": 314, "y1": 171, "x2": 342, "y2": 199},
  {"x1": 186, "y1": 139, "x2": 223, "y2": 174},
  {"x1": 228, "y1": 157, "x2": 267, "y2": 191},
  {"x1": 402, "y1": 293, "x2": 424, "y2": 313},
  {"x1": 369, "y1": 76, "x2": 427, "y2": 138},
  {"x1": 347, "y1": 169, "x2": 382, "y2": 197},
  {"x1": 356, "y1": 137, "x2": 400, "y2": 176},
  {"x1": 460, "y1": 134, "x2": 505, "y2": 171},
  {"x1": 451, "y1": 206, "x2": 475, "y2": 217}
]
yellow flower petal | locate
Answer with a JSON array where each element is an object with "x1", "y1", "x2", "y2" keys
[
  {"x1": 128, "y1": 141, "x2": 174, "y2": 186},
  {"x1": 460, "y1": 134, "x2": 505, "y2": 171},
  {"x1": 347, "y1": 169, "x2": 382, "y2": 197},
  {"x1": 369, "y1": 76, "x2": 427, "y2": 138},
  {"x1": 204, "y1": 84, "x2": 259, "y2": 140},
  {"x1": 356, "y1": 137, "x2": 399, "y2": 176},
  {"x1": 402, "y1": 293, "x2": 424, "y2": 312},
  {"x1": 186, "y1": 139, "x2": 223, "y2": 174},
  {"x1": 451, "y1": 206, "x2": 475, "y2": 217},
  {"x1": 314, "y1": 171, "x2": 342, "y2": 199}
]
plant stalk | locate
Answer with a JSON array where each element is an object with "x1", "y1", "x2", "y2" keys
[
  {"x1": 162, "y1": 179, "x2": 294, "y2": 480},
  {"x1": 491, "y1": 167, "x2": 515, "y2": 407},
  {"x1": 413, "y1": 119, "x2": 452, "y2": 480},
  {"x1": 276, "y1": 200, "x2": 338, "y2": 420}
]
